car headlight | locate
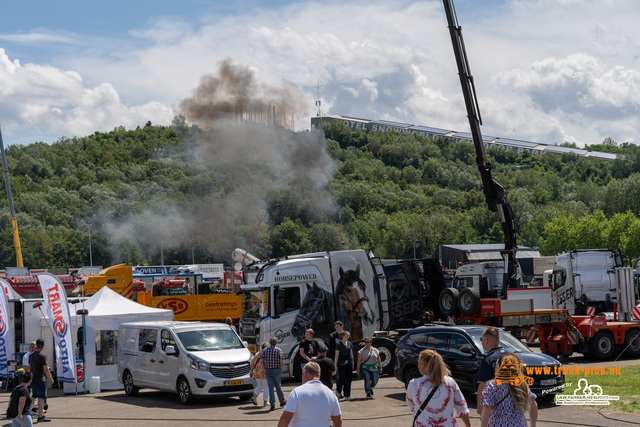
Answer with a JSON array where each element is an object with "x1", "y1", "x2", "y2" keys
[{"x1": 189, "y1": 358, "x2": 209, "y2": 371}]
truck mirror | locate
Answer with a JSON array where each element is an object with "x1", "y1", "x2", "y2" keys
[{"x1": 165, "y1": 345, "x2": 177, "y2": 355}]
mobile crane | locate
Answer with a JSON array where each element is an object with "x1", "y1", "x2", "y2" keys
[
  {"x1": 0, "y1": 125, "x2": 23, "y2": 267},
  {"x1": 442, "y1": 0, "x2": 519, "y2": 295},
  {"x1": 440, "y1": 0, "x2": 640, "y2": 363}
]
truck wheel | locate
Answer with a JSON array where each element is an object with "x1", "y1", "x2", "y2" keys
[
  {"x1": 373, "y1": 339, "x2": 396, "y2": 376},
  {"x1": 439, "y1": 288, "x2": 459, "y2": 316},
  {"x1": 403, "y1": 365, "x2": 421, "y2": 389},
  {"x1": 458, "y1": 288, "x2": 481, "y2": 316},
  {"x1": 624, "y1": 329, "x2": 640, "y2": 357},
  {"x1": 123, "y1": 370, "x2": 139, "y2": 396},
  {"x1": 177, "y1": 376, "x2": 194, "y2": 405},
  {"x1": 590, "y1": 331, "x2": 615, "y2": 360}
]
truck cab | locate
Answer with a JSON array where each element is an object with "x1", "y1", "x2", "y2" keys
[
  {"x1": 73, "y1": 264, "x2": 147, "y2": 300},
  {"x1": 550, "y1": 249, "x2": 622, "y2": 314},
  {"x1": 239, "y1": 251, "x2": 378, "y2": 379}
]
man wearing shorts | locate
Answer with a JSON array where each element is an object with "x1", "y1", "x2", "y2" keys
[{"x1": 29, "y1": 338, "x2": 54, "y2": 423}]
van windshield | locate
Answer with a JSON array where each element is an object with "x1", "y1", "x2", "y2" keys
[{"x1": 177, "y1": 329, "x2": 244, "y2": 351}]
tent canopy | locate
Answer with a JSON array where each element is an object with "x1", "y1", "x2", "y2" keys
[{"x1": 71, "y1": 286, "x2": 173, "y2": 317}]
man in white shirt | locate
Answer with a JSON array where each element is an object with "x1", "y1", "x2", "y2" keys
[
  {"x1": 278, "y1": 362, "x2": 342, "y2": 427},
  {"x1": 22, "y1": 341, "x2": 36, "y2": 371}
]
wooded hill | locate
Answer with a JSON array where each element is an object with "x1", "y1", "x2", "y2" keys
[{"x1": 2, "y1": 117, "x2": 640, "y2": 269}]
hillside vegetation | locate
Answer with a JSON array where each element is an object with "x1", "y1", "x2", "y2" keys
[{"x1": 2, "y1": 118, "x2": 640, "y2": 269}]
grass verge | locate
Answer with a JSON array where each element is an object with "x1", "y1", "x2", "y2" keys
[{"x1": 557, "y1": 364, "x2": 640, "y2": 414}]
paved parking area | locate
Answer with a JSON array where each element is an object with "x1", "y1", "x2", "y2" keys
[{"x1": 2, "y1": 370, "x2": 638, "y2": 427}]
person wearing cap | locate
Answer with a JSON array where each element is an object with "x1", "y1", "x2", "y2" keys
[
  {"x1": 314, "y1": 344, "x2": 334, "y2": 390},
  {"x1": 29, "y1": 338, "x2": 54, "y2": 423}
]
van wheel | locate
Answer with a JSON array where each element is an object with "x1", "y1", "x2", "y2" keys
[
  {"x1": 439, "y1": 288, "x2": 459, "y2": 316},
  {"x1": 458, "y1": 288, "x2": 481, "y2": 316},
  {"x1": 123, "y1": 370, "x2": 139, "y2": 396},
  {"x1": 177, "y1": 376, "x2": 194, "y2": 405},
  {"x1": 590, "y1": 331, "x2": 615, "y2": 360}
]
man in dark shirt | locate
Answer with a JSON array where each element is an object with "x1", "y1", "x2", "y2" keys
[
  {"x1": 327, "y1": 321, "x2": 344, "y2": 362},
  {"x1": 314, "y1": 345, "x2": 335, "y2": 390},
  {"x1": 298, "y1": 329, "x2": 319, "y2": 372},
  {"x1": 328, "y1": 321, "x2": 348, "y2": 386},
  {"x1": 476, "y1": 327, "x2": 506, "y2": 415},
  {"x1": 29, "y1": 338, "x2": 54, "y2": 423}
]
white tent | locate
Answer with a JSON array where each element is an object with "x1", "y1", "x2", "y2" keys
[{"x1": 69, "y1": 287, "x2": 174, "y2": 390}]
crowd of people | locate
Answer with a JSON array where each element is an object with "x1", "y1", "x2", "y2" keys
[
  {"x1": 252, "y1": 322, "x2": 537, "y2": 427},
  {"x1": 8, "y1": 322, "x2": 536, "y2": 427}
]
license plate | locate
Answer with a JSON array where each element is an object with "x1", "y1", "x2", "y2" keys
[
  {"x1": 225, "y1": 380, "x2": 244, "y2": 386},
  {"x1": 541, "y1": 379, "x2": 556, "y2": 386}
]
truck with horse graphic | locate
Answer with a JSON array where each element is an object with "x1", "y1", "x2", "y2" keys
[{"x1": 238, "y1": 249, "x2": 446, "y2": 379}]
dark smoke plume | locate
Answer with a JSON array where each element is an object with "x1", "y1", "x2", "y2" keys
[
  {"x1": 180, "y1": 59, "x2": 310, "y2": 128},
  {"x1": 102, "y1": 60, "x2": 334, "y2": 265}
]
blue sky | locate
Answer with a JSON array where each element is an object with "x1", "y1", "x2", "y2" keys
[{"x1": 2, "y1": 0, "x2": 640, "y2": 147}]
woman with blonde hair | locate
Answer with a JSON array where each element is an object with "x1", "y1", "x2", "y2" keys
[
  {"x1": 480, "y1": 354, "x2": 538, "y2": 427},
  {"x1": 406, "y1": 349, "x2": 470, "y2": 427}
]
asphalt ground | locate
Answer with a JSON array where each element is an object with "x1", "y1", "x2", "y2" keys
[{"x1": 2, "y1": 351, "x2": 639, "y2": 427}]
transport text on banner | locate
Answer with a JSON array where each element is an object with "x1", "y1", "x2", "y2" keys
[
  {"x1": 37, "y1": 273, "x2": 76, "y2": 382},
  {"x1": 0, "y1": 278, "x2": 14, "y2": 379}
]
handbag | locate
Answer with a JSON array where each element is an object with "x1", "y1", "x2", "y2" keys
[
  {"x1": 491, "y1": 389, "x2": 510, "y2": 411},
  {"x1": 412, "y1": 384, "x2": 439, "y2": 427}
]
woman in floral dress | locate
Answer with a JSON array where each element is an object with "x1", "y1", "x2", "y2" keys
[
  {"x1": 480, "y1": 354, "x2": 538, "y2": 427},
  {"x1": 406, "y1": 349, "x2": 470, "y2": 427}
]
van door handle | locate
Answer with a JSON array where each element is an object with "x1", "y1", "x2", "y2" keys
[
  {"x1": 159, "y1": 360, "x2": 164, "y2": 364},
  {"x1": 150, "y1": 359, "x2": 155, "y2": 362}
]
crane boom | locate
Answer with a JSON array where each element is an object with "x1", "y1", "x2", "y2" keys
[
  {"x1": 0, "y1": 125, "x2": 24, "y2": 267},
  {"x1": 442, "y1": 0, "x2": 520, "y2": 297}
]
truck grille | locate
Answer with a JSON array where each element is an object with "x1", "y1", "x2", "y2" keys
[{"x1": 210, "y1": 362, "x2": 250, "y2": 379}]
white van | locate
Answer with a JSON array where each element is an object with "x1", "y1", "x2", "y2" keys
[{"x1": 117, "y1": 321, "x2": 255, "y2": 404}]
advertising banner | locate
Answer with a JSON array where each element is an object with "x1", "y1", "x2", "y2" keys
[
  {"x1": 0, "y1": 278, "x2": 22, "y2": 300},
  {"x1": 37, "y1": 273, "x2": 76, "y2": 382},
  {"x1": 0, "y1": 278, "x2": 14, "y2": 378},
  {"x1": 149, "y1": 294, "x2": 242, "y2": 320}
]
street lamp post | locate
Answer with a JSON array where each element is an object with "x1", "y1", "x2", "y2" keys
[
  {"x1": 88, "y1": 223, "x2": 93, "y2": 266},
  {"x1": 154, "y1": 148, "x2": 165, "y2": 266},
  {"x1": 413, "y1": 240, "x2": 418, "y2": 259}
]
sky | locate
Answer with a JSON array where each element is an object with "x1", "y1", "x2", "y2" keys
[{"x1": 1, "y1": 0, "x2": 640, "y2": 147}]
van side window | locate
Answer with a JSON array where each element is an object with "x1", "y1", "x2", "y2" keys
[
  {"x1": 139, "y1": 328, "x2": 157, "y2": 353},
  {"x1": 161, "y1": 329, "x2": 178, "y2": 355}
]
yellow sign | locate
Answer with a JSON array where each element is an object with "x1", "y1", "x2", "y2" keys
[{"x1": 147, "y1": 294, "x2": 242, "y2": 320}]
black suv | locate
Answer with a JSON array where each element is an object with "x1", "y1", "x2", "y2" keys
[{"x1": 394, "y1": 325, "x2": 564, "y2": 398}]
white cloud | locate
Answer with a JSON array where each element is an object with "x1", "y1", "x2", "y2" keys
[
  {"x1": 0, "y1": 48, "x2": 172, "y2": 141},
  {"x1": 2, "y1": 0, "x2": 640, "y2": 146}
]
